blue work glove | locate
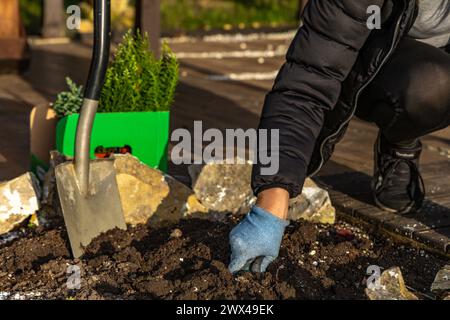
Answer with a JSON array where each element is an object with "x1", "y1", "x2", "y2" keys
[{"x1": 228, "y1": 206, "x2": 289, "y2": 274}]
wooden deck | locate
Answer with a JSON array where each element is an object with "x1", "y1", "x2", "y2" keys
[{"x1": 0, "y1": 31, "x2": 449, "y2": 255}]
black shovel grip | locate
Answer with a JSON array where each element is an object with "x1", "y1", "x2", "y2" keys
[{"x1": 84, "y1": 0, "x2": 111, "y2": 101}]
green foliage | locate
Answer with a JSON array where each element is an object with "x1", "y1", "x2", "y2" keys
[
  {"x1": 99, "y1": 30, "x2": 179, "y2": 113},
  {"x1": 53, "y1": 78, "x2": 83, "y2": 118},
  {"x1": 161, "y1": 0, "x2": 299, "y2": 32},
  {"x1": 27, "y1": 221, "x2": 37, "y2": 229},
  {"x1": 19, "y1": 1, "x2": 299, "y2": 35},
  {"x1": 19, "y1": 0, "x2": 42, "y2": 35},
  {"x1": 234, "y1": 0, "x2": 292, "y2": 9}
]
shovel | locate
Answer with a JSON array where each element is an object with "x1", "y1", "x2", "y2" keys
[{"x1": 55, "y1": 0, "x2": 126, "y2": 259}]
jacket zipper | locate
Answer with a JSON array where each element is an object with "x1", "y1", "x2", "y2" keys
[{"x1": 308, "y1": 3, "x2": 406, "y2": 178}]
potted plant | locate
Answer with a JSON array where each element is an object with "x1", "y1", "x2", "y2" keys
[{"x1": 47, "y1": 30, "x2": 178, "y2": 173}]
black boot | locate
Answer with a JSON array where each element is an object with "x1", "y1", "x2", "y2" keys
[{"x1": 372, "y1": 134, "x2": 425, "y2": 214}]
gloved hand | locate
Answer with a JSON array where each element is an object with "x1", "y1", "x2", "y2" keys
[{"x1": 228, "y1": 206, "x2": 289, "y2": 274}]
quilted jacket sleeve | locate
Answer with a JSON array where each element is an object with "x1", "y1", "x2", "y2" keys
[{"x1": 252, "y1": 0, "x2": 386, "y2": 197}]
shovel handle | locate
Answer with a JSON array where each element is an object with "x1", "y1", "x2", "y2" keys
[{"x1": 74, "y1": 0, "x2": 111, "y2": 195}]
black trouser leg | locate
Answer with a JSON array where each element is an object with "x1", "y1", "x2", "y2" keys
[{"x1": 356, "y1": 38, "x2": 450, "y2": 144}]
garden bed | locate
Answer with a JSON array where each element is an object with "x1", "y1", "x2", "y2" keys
[{"x1": 0, "y1": 215, "x2": 446, "y2": 300}]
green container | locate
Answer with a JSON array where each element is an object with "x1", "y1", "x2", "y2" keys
[{"x1": 56, "y1": 111, "x2": 170, "y2": 172}]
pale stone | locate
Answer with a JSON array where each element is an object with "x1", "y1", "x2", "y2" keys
[
  {"x1": 114, "y1": 154, "x2": 169, "y2": 226},
  {"x1": 186, "y1": 194, "x2": 209, "y2": 215},
  {"x1": 114, "y1": 154, "x2": 203, "y2": 226},
  {"x1": 189, "y1": 162, "x2": 335, "y2": 222},
  {"x1": 188, "y1": 162, "x2": 255, "y2": 214},
  {"x1": 116, "y1": 173, "x2": 167, "y2": 225},
  {"x1": 150, "y1": 173, "x2": 195, "y2": 225},
  {"x1": 170, "y1": 228, "x2": 183, "y2": 239},
  {"x1": 431, "y1": 265, "x2": 450, "y2": 294},
  {"x1": 0, "y1": 172, "x2": 41, "y2": 234},
  {"x1": 365, "y1": 267, "x2": 418, "y2": 300},
  {"x1": 288, "y1": 184, "x2": 336, "y2": 224}
]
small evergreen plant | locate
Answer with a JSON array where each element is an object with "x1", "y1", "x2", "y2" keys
[
  {"x1": 52, "y1": 77, "x2": 83, "y2": 118},
  {"x1": 53, "y1": 30, "x2": 178, "y2": 117},
  {"x1": 99, "y1": 30, "x2": 179, "y2": 112}
]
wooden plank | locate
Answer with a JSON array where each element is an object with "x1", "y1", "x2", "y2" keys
[
  {"x1": 0, "y1": 0, "x2": 21, "y2": 38},
  {"x1": 420, "y1": 159, "x2": 450, "y2": 174},
  {"x1": 381, "y1": 195, "x2": 450, "y2": 238},
  {"x1": 333, "y1": 192, "x2": 396, "y2": 225},
  {"x1": 404, "y1": 202, "x2": 450, "y2": 230},
  {"x1": 382, "y1": 215, "x2": 430, "y2": 238},
  {"x1": 413, "y1": 227, "x2": 450, "y2": 253},
  {"x1": 341, "y1": 205, "x2": 396, "y2": 226},
  {"x1": 0, "y1": 38, "x2": 27, "y2": 61},
  {"x1": 0, "y1": 0, "x2": 28, "y2": 73}
]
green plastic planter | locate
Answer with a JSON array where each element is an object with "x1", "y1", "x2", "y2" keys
[{"x1": 56, "y1": 111, "x2": 170, "y2": 172}]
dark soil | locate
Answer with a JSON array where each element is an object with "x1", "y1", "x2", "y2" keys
[{"x1": 0, "y1": 216, "x2": 447, "y2": 300}]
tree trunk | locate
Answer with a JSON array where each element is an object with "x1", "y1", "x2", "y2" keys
[
  {"x1": 42, "y1": 0, "x2": 66, "y2": 38},
  {"x1": 135, "y1": 0, "x2": 161, "y2": 58},
  {"x1": 0, "y1": 0, "x2": 21, "y2": 38},
  {"x1": 0, "y1": 0, "x2": 29, "y2": 73}
]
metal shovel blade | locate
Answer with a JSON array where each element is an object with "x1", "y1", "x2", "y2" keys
[{"x1": 55, "y1": 158, "x2": 126, "y2": 258}]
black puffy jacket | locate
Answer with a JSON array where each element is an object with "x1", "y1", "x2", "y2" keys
[{"x1": 252, "y1": 0, "x2": 419, "y2": 198}]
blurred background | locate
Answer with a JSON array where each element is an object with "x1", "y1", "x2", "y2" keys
[{"x1": 19, "y1": 0, "x2": 302, "y2": 36}]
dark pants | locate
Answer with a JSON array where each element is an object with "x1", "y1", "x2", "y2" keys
[{"x1": 356, "y1": 38, "x2": 450, "y2": 145}]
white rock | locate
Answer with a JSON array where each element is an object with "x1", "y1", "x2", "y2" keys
[
  {"x1": 188, "y1": 161, "x2": 254, "y2": 214},
  {"x1": 113, "y1": 155, "x2": 170, "y2": 225},
  {"x1": 431, "y1": 265, "x2": 450, "y2": 295},
  {"x1": 0, "y1": 173, "x2": 41, "y2": 234},
  {"x1": 114, "y1": 154, "x2": 212, "y2": 226},
  {"x1": 365, "y1": 267, "x2": 418, "y2": 300},
  {"x1": 288, "y1": 179, "x2": 336, "y2": 224},
  {"x1": 189, "y1": 161, "x2": 336, "y2": 223}
]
